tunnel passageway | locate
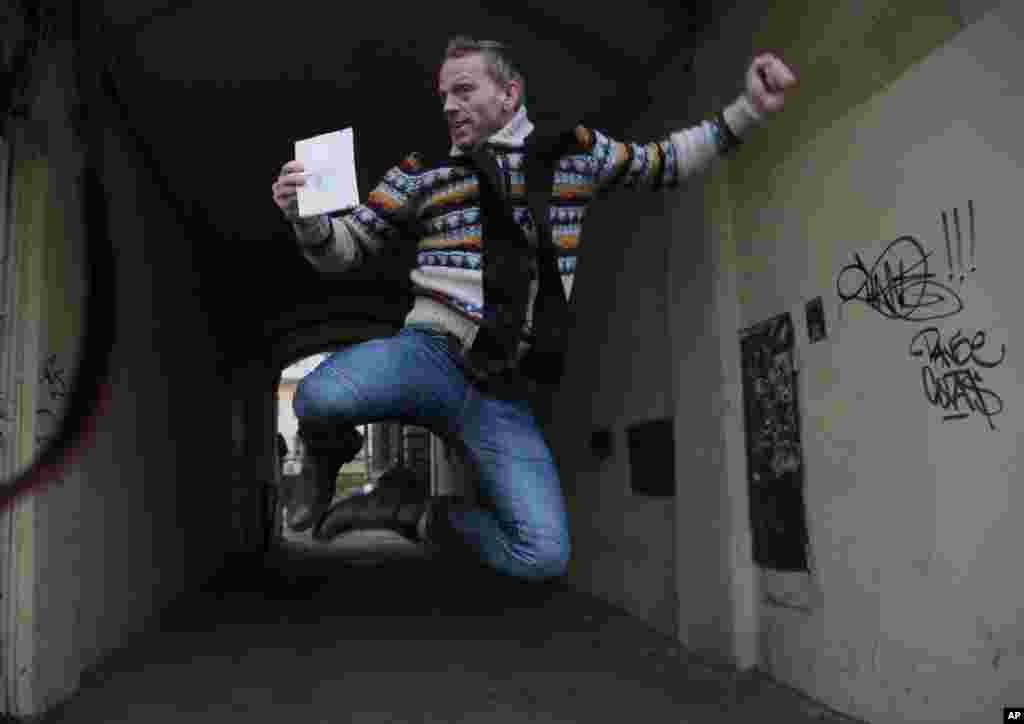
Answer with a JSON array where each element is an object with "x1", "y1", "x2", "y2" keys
[{"x1": 51, "y1": 532, "x2": 858, "y2": 723}]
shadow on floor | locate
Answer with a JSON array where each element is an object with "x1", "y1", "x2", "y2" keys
[{"x1": 50, "y1": 531, "x2": 865, "y2": 723}]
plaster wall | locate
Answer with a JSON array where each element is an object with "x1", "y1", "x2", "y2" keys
[
  {"x1": 550, "y1": 113, "x2": 681, "y2": 637},
  {"x1": 554, "y1": 2, "x2": 1018, "y2": 721},
  {"x1": 1, "y1": 16, "x2": 237, "y2": 715},
  {"x1": 647, "y1": 0, "x2": 1014, "y2": 721}
]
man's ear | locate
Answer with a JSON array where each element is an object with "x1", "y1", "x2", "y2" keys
[{"x1": 504, "y1": 79, "x2": 522, "y2": 110}]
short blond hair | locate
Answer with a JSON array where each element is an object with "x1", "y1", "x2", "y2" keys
[{"x1": 443, "y1": 36, "x2": 526, "y2": 110}]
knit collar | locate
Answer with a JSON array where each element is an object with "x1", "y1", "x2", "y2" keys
[{"x1": 449, "y1": 106, "x2": 534, "y2": 157}]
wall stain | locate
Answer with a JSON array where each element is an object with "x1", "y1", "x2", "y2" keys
[{"x1": 992, "y1": 647, "x2": 1006, "y2": 670}]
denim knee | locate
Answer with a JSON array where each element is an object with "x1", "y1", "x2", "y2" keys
[
  {"x1": 511, "y1": 530, "x2": 570, "y2": 581},
  {"x1": 292, "y1": 371, "x2": 355, "y2": 421},
  {"x1": 292, "y1": 376, "x2": 320, "y2": 420}
]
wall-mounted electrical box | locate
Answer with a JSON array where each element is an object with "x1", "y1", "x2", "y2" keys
[
  {"x1": 626, "y1": 417, "x2": 674, "y2": 497},
  {"x1": 590, "y1": 427, "x2": 613, "y2": 460}
]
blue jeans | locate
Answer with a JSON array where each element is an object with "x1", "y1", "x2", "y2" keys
[{"x1": 293, "y1": 326, "x2": 570, "y2": 580}]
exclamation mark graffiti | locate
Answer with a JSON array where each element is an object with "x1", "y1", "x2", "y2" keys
[
  {"x1": 941, "y1": 210, "x2": 953, "y2": 281},
  {"x1": 940, "y1": 201, "x2": 978, "y2": 283},
  {"x1": 954, "y1": 207, "x2": 963, "y2": 283},
  {"x1": 968, "y1": 199, "x2": 976, "y2": 272}
]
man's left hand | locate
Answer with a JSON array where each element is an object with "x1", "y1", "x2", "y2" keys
[{"x1": 746, "y1": 53, "x2": 798, "y2": 116}]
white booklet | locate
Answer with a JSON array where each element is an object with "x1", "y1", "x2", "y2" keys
[{"x1": 294, "y1": 128, "x2": 360, "y2": 217}]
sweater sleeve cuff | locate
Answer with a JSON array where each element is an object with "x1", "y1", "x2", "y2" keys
[
  {"x1": 722, "y1": 94, "x2": 764, "y2": 139},
  {"x1": 292, "y1": 214, "x2": 331, "y2": 247}
]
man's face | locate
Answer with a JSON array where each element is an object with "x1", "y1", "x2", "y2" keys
[{"x1": 439, "y1": 53, "x2": 516, "y2": 150}]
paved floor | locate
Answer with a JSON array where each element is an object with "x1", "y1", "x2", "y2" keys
[{"x1": 50, "y1": 531, "x2": 865, "y2": 723}]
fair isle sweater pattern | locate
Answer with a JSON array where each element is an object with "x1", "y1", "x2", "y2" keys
[
  {"x1": 301, "y1": 98, "x2": 762, "y2": 351},
  {"x1": 354, "y1": 128, "x2": 678, "y2": 335}
]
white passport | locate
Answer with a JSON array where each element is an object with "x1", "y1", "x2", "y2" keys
[{"x1": 295, "y1": 128, "x2": 360, "y2": 217}]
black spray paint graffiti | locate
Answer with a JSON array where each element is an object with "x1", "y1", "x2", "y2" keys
[
  {"x1": 836, "y1": 235, "x2": 963, "y2": 321},
  {"x1": 940, "y1": 199, "x2": 977, "y2": 284},
  {"x1": 908, "y1": 327, "x2": 1006, "y2": 431},
  {"x1": 40, "y1": 354, "x2": 68, "y2": 402},
  {"x1": 836, "y1": 206, "x2": 1007, "y2": 430},
  {"x1": 36, "y1": 355, "x2": 68, "y2": 479}
]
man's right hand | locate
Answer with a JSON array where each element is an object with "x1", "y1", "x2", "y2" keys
[
  {"x1": 273, "y1": 160, "x2": 334, "y2": 247},
  {"x1": 272, "y1": 160, "x2": 308, "y2": 220}
]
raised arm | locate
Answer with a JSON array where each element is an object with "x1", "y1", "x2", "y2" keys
[{"x1": 592, "y1": 53, "x2": 797, "y2": 193}]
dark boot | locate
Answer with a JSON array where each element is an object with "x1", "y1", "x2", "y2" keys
[
  {"x1": 313, "y1": 465, "x2": 428, "y2": 542},
  {"x1": 286, "y1": 421, "x2": 364, "y2": 533},
  {"x1": 285, "y1": 452, "x2": 339, "y2": 532}
]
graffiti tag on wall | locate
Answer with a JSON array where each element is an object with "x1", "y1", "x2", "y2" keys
[
  {"x1": 908, "y1": 327, "x2": 1005, "y2": 430},
  {"x1": 835, "y1": 201, "x2": 1007, "y2": 430},
  {"x1": 36, "y1": 353, "x2": 68, "y2": 483}
]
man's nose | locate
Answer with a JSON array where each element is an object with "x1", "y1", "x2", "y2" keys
[{"x1": 443, "y1": 95, "x2": 459, "y2": 114}]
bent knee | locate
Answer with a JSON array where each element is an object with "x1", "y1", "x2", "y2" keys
[
  {"x1": 292, "y1": 376, "x2": 318, "y2": 419},
  {"x1": 512, "y1": 533, "x2": 570, "y2": 580},
  {"x1": 293, "y1": 371, "x2": 356, "y2": 421}
]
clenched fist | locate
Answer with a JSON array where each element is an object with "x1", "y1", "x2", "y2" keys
[{"x1": 745, "y1": 53, "x2": 798, "y2": 117}]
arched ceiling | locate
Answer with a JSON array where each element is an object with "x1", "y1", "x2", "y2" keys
[{"x1": 89, "y1": 0, "x2": 712, "y2": 355}]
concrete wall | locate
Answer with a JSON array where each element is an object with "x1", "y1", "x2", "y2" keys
[
  {"x1": 0, "y1": 13, "x2": 238, "y2": 716},
  {"x1": 549, "y1": 110, "x2": 681, "y2": 637},
  {"x1": 714, "y1": 3, "x2": 1018, "y2": 722},
  {"x1": 3, "y1": 118, "x2": 89, "y2": 716},
  {"x1": 557, "y1": 0, "x2": 1019, "y2": 720},
  {"x1": 551, "y1": 0, "x2": 1016, "y2": 722}
]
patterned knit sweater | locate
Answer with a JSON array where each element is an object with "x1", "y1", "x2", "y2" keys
[{"x1": 293, "y1": 95, "x2": 764, "y2": 355}]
